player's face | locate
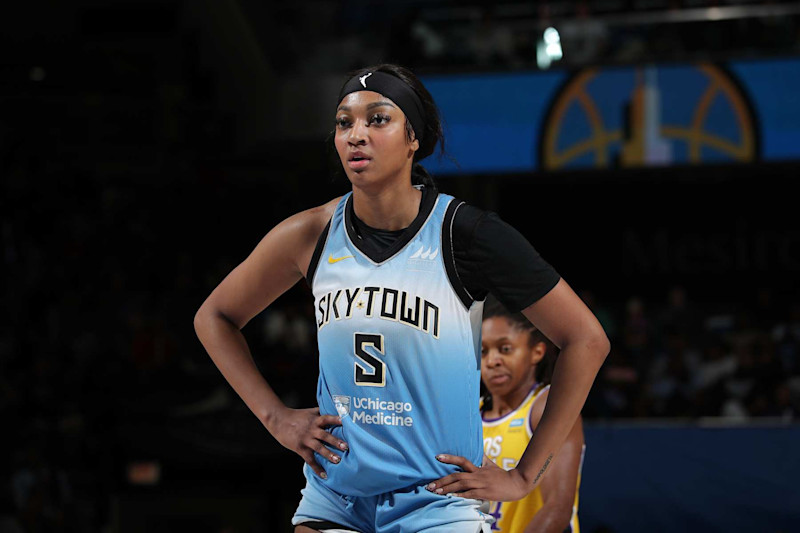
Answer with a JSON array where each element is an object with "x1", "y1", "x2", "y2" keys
[
  {"x1": 481, "y1": 317, "x2": 542, "y2": 399},
  {"x1": 334, "y1": 91, "x2": 419, "y2": 188}
]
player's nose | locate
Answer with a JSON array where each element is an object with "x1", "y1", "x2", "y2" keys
[
  {"x1": 348, "y1": 119, "x2": 368, "y2": 145},
  {"x1": 485, "y1": 349, "x2": 502, "y2": 367}
]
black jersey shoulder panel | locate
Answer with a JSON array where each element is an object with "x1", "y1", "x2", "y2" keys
[
  {"x1": 442, "y1": 199, "x2": 474, "y2": 310},
  {"x1": 306, "y1": 217, "x2": 333, "y2": 288}
]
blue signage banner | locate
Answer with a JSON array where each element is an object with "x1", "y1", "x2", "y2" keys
[
  {"x1": 579, "y1": 424, "x2": 800, "y2": 532},
  {"x1": 422, "y1": 58, "x2": 800, "y2": 175}
]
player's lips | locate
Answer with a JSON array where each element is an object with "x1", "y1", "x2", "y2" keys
[
  {"x1": 486, "y1": 374, "x2": 511, "y2": 385},
  {"x1": 347, "y1": 151, "x2": 372, "y2": 170}
]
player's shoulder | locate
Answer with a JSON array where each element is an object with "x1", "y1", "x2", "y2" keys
[
  {"x1": 280, "y1": 196, "x2": 341, "y2": 242},
  {"x1": 444, "y1": 195, "x2": 488, "y2": 220},
  {"x1": 282, "y1": 197, "x2": 342, "y2": 282},
  {"x1": 443, "y1": 197, "x2": 514, "y2": 254},
  {"x1": 528, "y1": 385, "x2": 551, "y2": 431},
  {"x1": 297, "y1": 196, "x2": 341, "y2": 225},
  {"x1": 440, "y1": 196, "x2": 488, "y2": 242}
]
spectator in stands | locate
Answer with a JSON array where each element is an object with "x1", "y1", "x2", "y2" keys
[
  {"x1": 469, "y1": 7, "x2": 521, "y2": 68},
  {"x1": 646, "y1": 328, "x2": 697, "y2": 417}
]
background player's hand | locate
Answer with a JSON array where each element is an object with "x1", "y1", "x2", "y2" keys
[
  {"x1": 427, "y1": 454, "x2": 529, "y2": 502},
  {"x1": 269, "y1": 407, "x2": 348, "y2": 479}
]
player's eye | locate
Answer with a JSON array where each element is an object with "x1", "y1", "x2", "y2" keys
[
  {"x1": 369, "y1": 113, "x2": 390, "y2": 125},
  {"x1": 335, "y1": 117, "x2": 351, "y2": 129},
  {"x1": 501, "y1": 344, "x2": 512, "y2": 354}
]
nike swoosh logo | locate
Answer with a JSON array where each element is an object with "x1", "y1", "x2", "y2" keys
[{"x1": 328, "y1": 254, "x2": 354, "y2": 264}]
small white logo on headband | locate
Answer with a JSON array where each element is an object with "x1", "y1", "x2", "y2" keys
[{"x1": 359, "y1": 72, "x2": 373, "y2": 88}]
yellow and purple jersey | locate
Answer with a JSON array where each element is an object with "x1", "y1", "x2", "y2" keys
[{"x1": 482, "y1": 384, "x2": 583, "y2": 532}]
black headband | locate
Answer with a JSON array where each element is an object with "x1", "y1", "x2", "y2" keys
[{"x1": 338, "y1": 71, "x2": 425, "y2": 143}]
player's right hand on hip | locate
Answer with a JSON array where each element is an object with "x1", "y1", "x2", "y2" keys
[{"x1": 269, "y1": 406, "x2": 348, "y2": 479}]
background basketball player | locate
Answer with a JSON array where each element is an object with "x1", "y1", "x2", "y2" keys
[{"x1": 478, "y1": 295, "x2": 584, "y2": 532}]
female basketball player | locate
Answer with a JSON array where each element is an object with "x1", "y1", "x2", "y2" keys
[
  {"x1": 193, "y1": 63, "x2": 609, "y2": 532},
  {"x1": 433, "y1": 296, "x2": 585, "y2": 532}
]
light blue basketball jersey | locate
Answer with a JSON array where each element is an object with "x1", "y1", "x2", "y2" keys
[{"x1": 308, "y1": 189, "x2": 485, "y2": 497}]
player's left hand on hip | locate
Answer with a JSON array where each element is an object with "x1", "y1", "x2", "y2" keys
[{"x1": 427, "y1": 453, "x2": 528, "y2": 501}]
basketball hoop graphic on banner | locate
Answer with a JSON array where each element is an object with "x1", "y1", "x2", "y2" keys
[{"x1": 539, "y1": 63, "x2": 760, "y2": 170}]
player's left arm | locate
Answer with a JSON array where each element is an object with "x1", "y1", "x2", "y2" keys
[
  {"x1": 514, "y1": 278, "x2": 605, "y2": 494},
  {"x1": 523, "y1": 389, "x2": 584, "y2": 533},
  {"x1": 431, "y1": 279, "x2": 606, "y2": 501}
]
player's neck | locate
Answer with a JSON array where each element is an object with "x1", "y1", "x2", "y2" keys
[
  {"x1": 488, "y1": 380, "x2": 538, "y2": 419},
  {"x1": 351, "y1": 181, "x2": 422, "y2": 231}
]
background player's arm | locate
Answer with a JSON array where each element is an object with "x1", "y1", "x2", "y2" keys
[
  {"x1": 193, "y1": 198, "x2": 346, "y2": 478},
  {"x1": 524, "y1": 390, "x2": 584, "y2": 533}
]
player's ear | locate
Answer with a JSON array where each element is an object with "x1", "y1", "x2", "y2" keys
[
  {"x1": 408, "y1": 122, "x2": 420, "y2": 153},
  {"x1": 530, "y1": 341, "x2": 547, "y2": 366}
]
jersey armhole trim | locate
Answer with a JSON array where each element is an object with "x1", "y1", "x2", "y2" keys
[
  {"x1": 442, "y1": 200, "x2": 474, "y2": 310},
  {"x1": 305, "y1": 217, "x2": 333, "y2": 288},
  {"x1": 526, "y1": 383, "x2": 551, "y2": 438}
]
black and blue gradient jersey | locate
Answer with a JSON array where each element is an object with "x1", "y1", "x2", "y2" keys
[{"x1": 305, "y1": 186, "x2": 559, "y2": 497}]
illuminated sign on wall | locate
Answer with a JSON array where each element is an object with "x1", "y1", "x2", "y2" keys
[
  {"x1": 539, "y1": 63, "x2": 758, "y2": 170},
  {"x1": 422, "y1": 58, "x2": 799, "y2": 175}
]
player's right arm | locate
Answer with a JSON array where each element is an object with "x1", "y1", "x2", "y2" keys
[{"x1": 193, "y1": 197, "x2": 345, "y2": 479}]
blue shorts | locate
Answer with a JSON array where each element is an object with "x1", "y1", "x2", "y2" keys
[{"x1": 292, "y1": 465, "x2": 494, "y2": 533}]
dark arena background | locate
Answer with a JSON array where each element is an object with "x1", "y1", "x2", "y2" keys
[{"x1": 2, "y1": 1, "x2": 799, "y2": 532}]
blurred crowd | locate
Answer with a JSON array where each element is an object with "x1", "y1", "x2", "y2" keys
[
  {"x1": 583, "y1": 287, "x2": 800, "y2": 420},
  {"x1": 263, "y1": 0, "x2": 800, "y2": 75}
]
